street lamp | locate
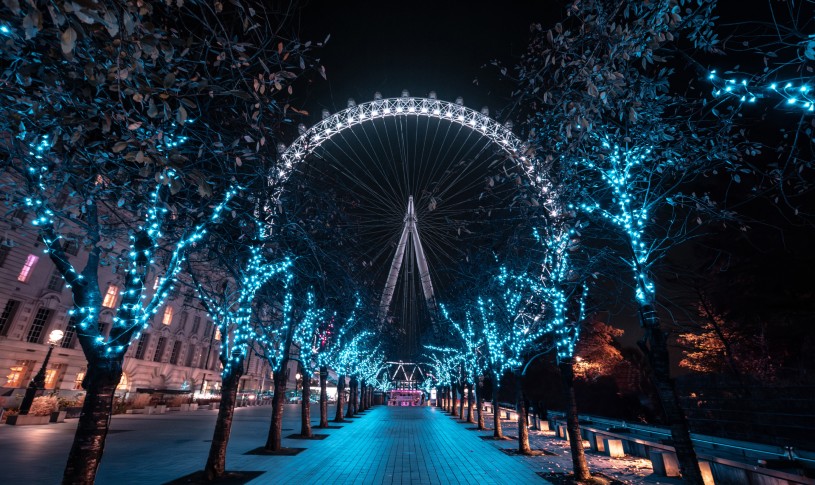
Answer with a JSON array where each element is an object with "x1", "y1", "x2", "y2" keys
[{"x1": 19, "y1": 329, "x2": 63, "y2": 415}]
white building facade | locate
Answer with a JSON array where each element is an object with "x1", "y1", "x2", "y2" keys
[{"x1": 0, "y1": 215, "x2": 285, "y2": 404}]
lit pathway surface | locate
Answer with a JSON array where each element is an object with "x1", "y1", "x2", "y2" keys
[{"x1": 0, "y1": 404, "x2": 548, "y2": 484}]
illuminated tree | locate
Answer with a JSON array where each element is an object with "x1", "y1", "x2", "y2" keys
[
  {"x1": 356, "y1": 346, "x2": 387, "y2": 410},
  {"x1": 254, "y1": 282, "x2": 295, "y2": 453},
  {"x1": 190, "y1": 236, "x2": 292, "y2": 480},
  {"x1": 440, "y1": 304, "x2": 487, "y2": 427},
  {"x1": 314, "y1": 314, "x2": 337, "y2": 428},
  {"x1": 424, "y1": 348, "x2": 459, "y2": 412},
  {"x1": 527, "y1": 223, "x2": 590, "y2": 478},
  {"x1": 474, "y1": 265, "x2": 552, "y2": 452},
  {"x1": 510, "y1": 1, "x2": 748, "y2": 481},
  {"x1": 291, "y1": 290, "x2": 326, "y2": 438},
  {"x1": 0, "y1": 0, "x2": 320, "y2": 481}
]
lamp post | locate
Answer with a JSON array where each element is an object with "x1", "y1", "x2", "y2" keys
[{"x1": 19, "y1": 329, "x2": 63, "y2": 415}]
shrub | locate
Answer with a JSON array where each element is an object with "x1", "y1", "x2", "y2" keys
[
  {"x1": 30, "y1": 396, "x2": 59, "y2": 416},
  {"x1": 131, "y1": 393, "x2": 152, "y2": 409}
]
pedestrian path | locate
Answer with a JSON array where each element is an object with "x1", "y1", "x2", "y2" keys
[
  {"x1": 238, "y1": 406, "x2": 545, "y2": 484},
  {"x1": 0, "y1": 404, "x2": 548, "y2": 484}
]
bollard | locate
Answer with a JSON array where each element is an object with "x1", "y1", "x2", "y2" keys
[{"x1": 603, "y1": 438, "x2": 625, "y2": 458}]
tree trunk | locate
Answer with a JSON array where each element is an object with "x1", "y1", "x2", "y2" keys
[
  {"x1": 515, "y1": 370, "x2": 532, "y2": 455},
  {"x1": 476, "y1": 379, "x2": 485, "y2": 430},
  {"x1": 467, "y1": 382, "x2": 475, "y2": 423},
  {"x1": 334, "y1": 375, "x2": 346, "y2": 422},
  {"x1": 458, "y1": 382, "x2": 465, "y2": 419},
  {"x1": 351, "y1": 377, "x2": 359, "y2": 416},
  {"x1": 265, "y1": 364, "x2": 288, "y2": 451},
  {"x1": 450, "y1": 386, "x2": 458, "y2": 416},
  {"x1": 300, "y1": 364, "x2": 312, "y2": 438},
  {"x1": 358, "y1": 381, "x2": 366, "y2": 412},
  {"x1": 346, "y1": 376, "x2": 355, "y2": 418},
  {"x1": 639, "y1": 313, "x2": 705, "y2": 485},
  {"x1": 62, "y1": 358, "x2": 123, "y2": 485},
  {"x1": 491, "y1": 371, "x2": 503, "y2": 439},
  {"x1": 559, "y1": 359, "x2": 591, "y2": 481},
  {"x1": 204, "y1": 361, "x2": 243, "y2": 480},
  {"x1": 318, "y1": 366, "x2": 329, "y2": 428}
]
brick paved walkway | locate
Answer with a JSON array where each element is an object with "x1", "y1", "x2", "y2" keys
[{"x1": 0, "y1": 404, "x2": 547, "y2": 484}]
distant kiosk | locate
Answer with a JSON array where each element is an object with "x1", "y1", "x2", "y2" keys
[{"x1": 388, "y1": 389, "x2": 423, "y2": 407}]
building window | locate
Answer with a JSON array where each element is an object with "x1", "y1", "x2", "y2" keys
[
  {"x1": 102, "y1": 285, "x2": 118, "y2": 308},
  {"x1": 74, "y1": 370, "x2": 86, "y2": 390},
  {"x1": 183, "y1": 291, "x2": 193, "y2": 304},
  {"x1": 98, "y1": 321, "x2": 108, "y2": 339},
  {"x1": 204, "y1": 322, "x2": 212, "y2": 338},
  {"x1": 0, "y1": 239, "x2": 12, "y2": 267},
  {"x1": 214, "y1": 328, "x2": 221, "y2": 341},
  {"x1": 169, "y1": 341, "x2": 182, "y2": 365},
  {"x1": 162, "y1": 307, "x2": 173, "y2": 325},
  {"x1": 177, "y1": 312, "x2": 188, "y2": 331},
  {"x1": 153, "y1": 336, "x2": 166, "y2": 362},
  {"x1": 134, "y1": 335, "x2": 149, "y2": 360},
  {"x1": 62, "y1": 317, "x2": 77, "y2": 349},
  {"x1": 44, "y1": 363, "x2": 65, "y2": 390},
  {"x1": 26, "y1": 308, "x2": 53, "y2": 343},
  {"x1": 117, "y1": 372, "x2": 128, "y2": 391},
  {"x1": 153, "y1": 275, "x2": 163, "y2": 290},
  {"x1": 185, "y1": 345, "x2": 197, "y2": 367},
  {"x1": 198, "y1": 349, "x2": 209, "y2": 369},
  {"x1": 5, "y1": 363, "x2": 28, "y2": 387},
  {"x1": 17, "y1": 254, "x2": 39, "y2": 283},
  {"x1": 0, "y1": 299, "x2": 21, "y2": 336},
  {"x1": 191, "y1": 316, "x2": 201, "y2": 335},
  {"x1": 47, "y1": 269, "x2": 65, "y2": 292}
]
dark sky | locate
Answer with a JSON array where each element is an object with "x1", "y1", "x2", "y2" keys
[{"x1": 297, "y1": 0, "x2": 559, "y2": 115}]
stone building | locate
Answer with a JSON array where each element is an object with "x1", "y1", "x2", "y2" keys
[{"x1": 0, "y1": 213, "x2": 287, "y2": 404}]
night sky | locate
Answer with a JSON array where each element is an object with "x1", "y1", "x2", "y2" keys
[{"x1": 297, "y1": 0, "x2": 559, "y2": 115}]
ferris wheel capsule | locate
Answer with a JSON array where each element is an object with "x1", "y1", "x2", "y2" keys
[
  {"x1": 402, "y1": 89, "x2": 410, "y2": 97},
  {"x1": 374, "y1": 92, "x2": 383, "y2": 100},
  {"x1": 504, "y1": 120, "x2": 514, "y2": 130},
  {"x1": 481, "y1": 107, "x2": 489, "y2": 116},
  {"x1": 428, "y1": 91, "x2": 437, "y2": 100},
  {"x1": 347, "y1": 98, "x2": 356, "y2": 108},
  {"x1": 455, "y1": 97, "x2": 464, "y2": 105},
  {"x1": 298, "y1": 123, "x2": 307, "y2": 135},
  {"x1": 276, "y1": 142, "x2": 286, "y2": 154},
  {"x1": 322, "y1": 109, "x2": 330, "y2": 119}
]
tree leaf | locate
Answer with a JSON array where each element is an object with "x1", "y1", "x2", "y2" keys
[
  {"x1": 22, "y1": 10, "x2": 41, "y2": 39},
  {"x1": 60, "y1": 27, "x2": 76, "y2": 54},
  {"x1": 112, "y1": 141, "x2": 128, "y2": 153},
  {"x1": 3, "y1": 0, "x2": 20, "y2": 15},
  {"x1": 176, "y1": 105, "x2": 187, "y2": 125}
]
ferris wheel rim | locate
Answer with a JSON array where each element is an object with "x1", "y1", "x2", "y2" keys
[{"x1": 271, "y1": 96, "x2": 549, "y2": 202}]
